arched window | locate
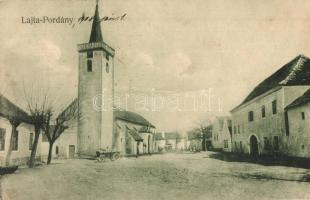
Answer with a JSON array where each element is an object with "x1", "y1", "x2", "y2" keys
[{"x1": 87, "y1": 60, "x2": 92, "y2": 72}]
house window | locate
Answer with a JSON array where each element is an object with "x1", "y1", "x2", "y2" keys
[
  {"x1": 285, "y1": 111, "x2": 290, "y2": 136},
  {"x1": 87, "y1": 60, "x2": 92, "y2": 72},
  {"x1": 106, "y1": 62, "x2": 109, "y2": 73},
  {"x1": 0, "y1": 128, "x2": 5, "y2": 151},
  {"x1": 29, "y1": 133, "x2": 34, "y2": 150},
  {"x1": 234, "y1": 126, "x2": 236, "y2": 134},
  {"x1": 261, "y1": 105, "x2": 266, "y2": 118},
  {"x1": 263, "y1": 137, "x2": 270, "y2": 150},
  {"x1": 248, "y1": 111, "x2": 254, "y2": 122},
  {"x1": 301, "y1": 112, "x2": 305, "y2": 120},
  {"x1": 272, "y1": 100, "x2": 277, "y2": 114},
  {"x1": 237, "y1": 125, "x2": 240, "y2": 134},
  {"x1": 12, "y1": 130, "x2": 18, "y2": 151},
  {"x1": 273, "y1": 136, "x2": 279, "y2": 151},
  {"x1": 87, "y1": 51, "x2": 93, "y2": 58}
]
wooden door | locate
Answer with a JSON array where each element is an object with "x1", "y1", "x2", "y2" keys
[{"x1": 68, "y1": 145, "x2": 75, "y2": 158}]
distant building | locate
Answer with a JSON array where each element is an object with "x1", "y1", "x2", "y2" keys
[
  {"x1": 212, "y1": 116, "x2": 232, "y2": 152},
  {"x1": 114, "y1": 110, "x2": 156, "y2": 156},
  {"x1": 0, "y1": 95, "x2": 42, "y2": 166},
  {"x1": 154, "y1": 132, "x2": 165, "y2": 152},
  {"x1": 285, "y1": 89, "x2": 310, "y2": 158},
  {"x1": 187, "y1": 129, "x2": 202, "y2": 151},
  {"x1": 158, "y1": 132, "x2": 185, "y2": 151},
  {"x1": 231, "y1": 55, "x2": 310, "y2": 157}
]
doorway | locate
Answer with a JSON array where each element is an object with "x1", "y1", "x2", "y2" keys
[
  {"x1": 250, "y1": 135, "x2": 259, "y2": 157},
  {"x1": 68, "y1": 145, "x2": 75, "y2": 158}
]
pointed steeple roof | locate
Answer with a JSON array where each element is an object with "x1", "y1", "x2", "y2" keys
[{"x1": 89, "y1": 1, "x2": 103, "y2": 43}]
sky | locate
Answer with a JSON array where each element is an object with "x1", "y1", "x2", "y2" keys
[{"x1": 1, "y1": 0, "x2": 310, "y2": 132}]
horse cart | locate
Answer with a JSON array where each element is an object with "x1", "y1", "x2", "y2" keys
[{"x1": 96, "y1": 149, "x2": 120, "y2": 162}]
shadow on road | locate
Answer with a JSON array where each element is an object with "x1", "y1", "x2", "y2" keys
[{"x1": 208, "y1": 151, "x2": 310, "y2": 182}]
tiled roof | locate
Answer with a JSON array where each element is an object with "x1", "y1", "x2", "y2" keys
[
  {"x1": 155, "y1": 133, "x2": 165, "y2": 140},
  {"x1": 114, "y1": 109, "x2": 155, "y2": 128},
  {"x1": 234, "y1": 55, "x2": 310, "y2": 110},
  {"x1": 138, "y1": 126, "x2": 152, "y2": 133},
  {"x1": 285, "y1": 88, "x2": 310, "y2": 110},
  {"x1": 165, "y1": 132, "x2": 182, "y2": 140},
  {"x1": 0, "y1": 94, "x2": 31, "y2": 123},
  {"x1": 128, "y1": 129, "x2": 143, "y2": 141}
]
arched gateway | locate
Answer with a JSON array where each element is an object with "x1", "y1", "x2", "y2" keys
[{"x1": 249, "y1": 135, "x2": 259, "y2": 157}]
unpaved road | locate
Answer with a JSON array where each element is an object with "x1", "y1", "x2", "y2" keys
[{"x1": 2, "y1": 152, "x2": 310, "y2": 200}]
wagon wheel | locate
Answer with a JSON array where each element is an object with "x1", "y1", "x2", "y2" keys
[{"x1": 111, "y1": 153, "x2": 120, "y2": 161}]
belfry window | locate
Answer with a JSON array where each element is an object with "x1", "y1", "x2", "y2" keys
[
  {"x1": 87, "y1": 60, "x2": 92, "y2": 72},
  {"x1": 106, "y1": 62, "x2": 109, "y2": 73},
  {"x1": 87, "y1": 51, "x2": 93, "y2": 58}
]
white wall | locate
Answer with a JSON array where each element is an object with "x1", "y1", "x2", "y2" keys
[
  {"x1": 231, "y1": 86, "x2": 310, "y2": 155},
  {"x1": 0, "y1": 117, "x2": 41, "y2": 166},
  {"x1": 287, "y1": 102, "x2": 310, "y2": 157}
]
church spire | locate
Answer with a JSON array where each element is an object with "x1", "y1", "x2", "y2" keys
[{"x1": 89, "y1": 0, "x2": 103, "y2": 43}]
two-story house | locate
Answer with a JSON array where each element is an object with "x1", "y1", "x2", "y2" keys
[
  {"x1": 212, "y1": 116, "x2": 232, "y2": 152},
  {"x1": 231, "y1": 55, "x2": 310, "y2": 157}
]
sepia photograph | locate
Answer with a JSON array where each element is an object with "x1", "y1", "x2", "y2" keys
[{"x1": 0, "y1": 0, "x2": 310, "y2": 199}]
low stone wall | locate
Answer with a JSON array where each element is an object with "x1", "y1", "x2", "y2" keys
[{"x1": 11, "y1": 156, "x2": 41, "y2": 166}]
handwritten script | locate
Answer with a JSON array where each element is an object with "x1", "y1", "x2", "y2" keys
[{"x1": 72, "y1": 13, "x2": 127, "y2": 28}]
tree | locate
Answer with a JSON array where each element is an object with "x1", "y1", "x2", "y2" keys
[
  {"x1": 195, "y1": 118, "x2": 212, "y2": 151},
  {"x1": 23, "y1": 83, "x2": 53, "y2": 168},
  {"x1": 42, "y1": 99, "x2": 78, "y2": 165},
  {"x1": 26, "y1": 96, "x2": 51, "y2": 168}
]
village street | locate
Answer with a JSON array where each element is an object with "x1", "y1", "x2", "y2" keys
[{"x1": 1, "y1": 152, "x2": 310, "y2": 200}]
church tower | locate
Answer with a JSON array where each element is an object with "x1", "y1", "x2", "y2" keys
[{"x1": 77, "y1": 1, "x2": 115, "y2": 156}]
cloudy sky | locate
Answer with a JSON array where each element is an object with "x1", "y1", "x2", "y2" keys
[{"x1": 1, "y1": 0, "x2": 310, "y2": 132}]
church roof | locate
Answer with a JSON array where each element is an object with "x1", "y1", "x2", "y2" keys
[
  {"x1": 285, "y1": 88, "x2": 310, "y2": 110},
  {"x1": 0, "y1": 94, "x2": 31, "y2": 123},
  {"x1": 89, "y1": 2, "x2": 103, "y2": 43},
  {"x1": 114, "y1": 109, "x2": 156, "y2": 128},
  {"x1": 233, "y1": 55, "x2": 310, "y2": 111},
  {"x1": 128, "y1": 129, "x2": 143, "y2": 142}
]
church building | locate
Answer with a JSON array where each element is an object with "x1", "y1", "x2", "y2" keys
[{"x1": 56, "y1": 1, "x2": 157, "y2": 158}]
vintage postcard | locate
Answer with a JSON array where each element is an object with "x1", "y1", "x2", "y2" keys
[{"x1": 0, "y1": 0, "x2": 310, "y2": 199}]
